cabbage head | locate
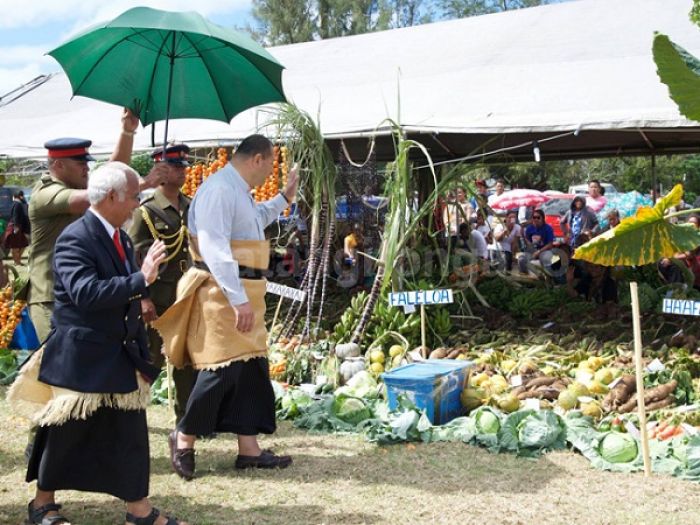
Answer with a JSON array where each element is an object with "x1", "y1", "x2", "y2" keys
[
  {"x1": 598, "y1": 432, "x2": 638, "y2": 464},
  {"x1": 475, "y1": 408, "x2": 501, "y2": 434},
  {"x1": 332, "y1": 395, "x2": 372, "y2": 425},
  {"x1": 280, "y1": 389, "x2": 313, "y2": 418}
]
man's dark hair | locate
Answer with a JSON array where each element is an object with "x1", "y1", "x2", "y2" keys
[
  {"x1": 235, "y1": 134, "x2": 273, "y2": 158},
  {"x1": 14, "y1": 190, "x2": 24, "y2": 199}
]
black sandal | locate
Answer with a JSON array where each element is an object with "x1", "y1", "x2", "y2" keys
[
  {"x1": 125, "y1": 507, "x2": 180, "y2": 525},
  {"x1": 26, "y1": 500, "x2": 70, "y2": 525}
]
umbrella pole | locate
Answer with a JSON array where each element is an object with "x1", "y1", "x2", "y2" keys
[{"x1": 162, "y1": 32, "x2": 176, "y2": 154}]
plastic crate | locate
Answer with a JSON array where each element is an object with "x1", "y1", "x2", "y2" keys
[{"x1": 382, "y1": 359, "x2": 473, "y2": 424}]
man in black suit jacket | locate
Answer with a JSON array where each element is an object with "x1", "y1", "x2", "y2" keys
[{"x1": 23, "y1": 162, "x2": 187, "y2": 525}]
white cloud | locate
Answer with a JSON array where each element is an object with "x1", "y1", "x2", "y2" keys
[
  {"x1": 0, "y1": 0, "x2": 254, "y2": 96},
  {"x1": 0, "y1": 0, "x2": 253, "y2": 29}
]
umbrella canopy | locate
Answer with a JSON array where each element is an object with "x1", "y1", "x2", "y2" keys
[
  {"x1": 575, "y1": 185, "x2": 700, "y2": 267},
  {"x1": 48, "y1": 7, "x2": 286, "y2": 130},
  {"x1": 490, "y1": 189, "x2": 550, "y2": 210}
]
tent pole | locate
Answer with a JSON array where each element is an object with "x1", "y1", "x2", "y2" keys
[{"x1": 651, "y1": 154, "x2": 657, "y2": 204}]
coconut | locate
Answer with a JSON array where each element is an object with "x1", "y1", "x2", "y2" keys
[
  {"x1": 594, "y1": 368, "x2": 614, "y2": 385},
  {"x1": 389, "y1": 345, "x2": 404, "y2": 358},
  {"x1": 497, "y1": 393, "x2": 521, "y2": 413},
  {"x1": 369, "y1": 350, "x2": 385, "y2": 364},
  {"x1": 581, "y1": 401, "x2": 603, "y2": 419},
  {"x1": 558, "y1": 390, "x2": 579, "y2": 410},
  {"x1": 588, "y1": 380, "x2": 609, "y2": 395},
  {"x1": 460, "y1": 388, "x2": 484, "y2": 411},
  {"x1": 568, "y1": 382, "x2": 590, "y2": 397}
]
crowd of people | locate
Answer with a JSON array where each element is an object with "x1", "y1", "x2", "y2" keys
[
  {"x1": 436, "y1": 179, "x2": 700, "y2": 305},
  {"x1": 7, "y1": 109, "x2": 298, "y2": 525}
]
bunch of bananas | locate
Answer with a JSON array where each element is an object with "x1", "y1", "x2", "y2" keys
[
  {"x1": 506, "y1": 287, "x2": 567, "y2": 319},
  {"x1": 428, "y1": 307, "x2": 452, "y2": 339},
  {"x1": 475, "y1": 277, "x2": 514, "y2": 309},
  {"x1": 331, "y1": 292, "x2": 368, "y2": 343},
  {"x1": 366, "y1": 298, "x2": 421, "y2": 344}
]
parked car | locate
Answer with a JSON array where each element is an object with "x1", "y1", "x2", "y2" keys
[
  {"x1": 568, "y1": 182, "x2": 618, "y2": 195},
  {"x1": 541, "y1": 195, "x2": 574, "y2": 240}
]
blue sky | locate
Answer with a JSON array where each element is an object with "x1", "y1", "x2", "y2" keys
[{"x1": 0, "y1": 0, "x2": 255, "y2": 95}]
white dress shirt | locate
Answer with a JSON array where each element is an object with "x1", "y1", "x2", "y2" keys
[{"x1": 189, "y1": 163, "x2": 287, "y2": 307}]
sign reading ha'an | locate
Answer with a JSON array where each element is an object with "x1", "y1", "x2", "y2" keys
[
  {"x1": 388, "y1": 289, "x2": 454, "y2": 308},
  {"x1": 266, "y1": 282, "x2": 306, "y2": 302},
  {"x1": 662, "y1": 298, "x2": 700, "y2": 317}
]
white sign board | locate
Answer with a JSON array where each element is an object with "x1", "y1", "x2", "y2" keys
[
  {"x1": 388, "y1": 289, "x2": 454, "y2": 308},
  {"x1": 662, "y1": 298, "x2": 700, "y2": 316},
  {"x1": 266, "y1": 282, "x2": 306, "y2": 302}
]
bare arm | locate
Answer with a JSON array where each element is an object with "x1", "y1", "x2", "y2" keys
[{"x1": 110, "y1": 108, "x2": 139, "y2": 164}]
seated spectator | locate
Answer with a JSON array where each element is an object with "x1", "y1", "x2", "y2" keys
[
  {"x1": 604, "y1": 209, "x2": 621, "y2": 232},
  {"x1": 658, "y1": 215, "x2": 700, "y2": 285},
  {"x1": 518, "y1": 209, "x2": 555, "y2": 274},
  {"x1": 492, "y1": 210, "x2": 521, "y2": 272},
  {"x1": 474, "y1": 213, "x2": 492, "y2": 243},
  {"x1": 566, "y1": 231, "x2": 617, "y2": 304},
  {"x1": 560, "y1": 196, "x2": 599, "y2": 247},
  {"x1": 456, "y1": 222, "x2": 488, "y2": 260}
]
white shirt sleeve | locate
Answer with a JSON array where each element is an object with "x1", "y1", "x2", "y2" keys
[
  {"x1": 469, "y1": 230, "x2": 489, "y2": 259},
  {"x1": 256, "y1": 193, "x2": 289, "y2": 228},
  {"x1": 195, "y1": 187, "x2": 249, "y2": 307}
]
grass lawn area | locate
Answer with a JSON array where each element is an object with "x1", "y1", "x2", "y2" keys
[{"x1": 1, "y1": 389, "x2": 698, "y2": 524}]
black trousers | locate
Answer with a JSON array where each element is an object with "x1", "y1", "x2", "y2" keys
[
  {"x1": 27, "y1": 407, "x2": 149, "y2": 502},
  {"x1": 177, "y1": 357, "x2": 276, "y2": 437}
]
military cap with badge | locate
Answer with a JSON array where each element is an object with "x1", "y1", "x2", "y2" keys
[{"x1": 44, "y1": 138, "x2": 95, "y2": 161}]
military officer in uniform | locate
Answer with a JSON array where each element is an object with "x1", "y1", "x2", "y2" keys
[
  {"x1": 128, "y1": 144, "x2": 195, "y2": 422},
  {"x1": 27, "y1": 109, "x2": 163, "y2": 342}
]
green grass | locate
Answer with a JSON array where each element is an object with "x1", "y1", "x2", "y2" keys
[{"x1": 1, "y1": 390, "x2": 698, "y2": 525}]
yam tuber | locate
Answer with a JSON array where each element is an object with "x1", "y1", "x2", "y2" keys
[{"x1": 602, "y1": 375, "x2": 636, "y2": 412}]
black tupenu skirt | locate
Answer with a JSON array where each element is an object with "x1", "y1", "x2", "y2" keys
[
  {"x1": 177, "y1": 357, "x2": 276, "y2": 437},
  {"x1": 27, "y1": 407, "x2": 149, "y2": 502}
]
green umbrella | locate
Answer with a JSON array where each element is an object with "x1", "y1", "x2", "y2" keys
[{"x1": 48, "y1": 7, "x2": 286, "y2": 145}]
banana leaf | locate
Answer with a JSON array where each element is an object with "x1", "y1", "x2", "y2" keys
[
  {"x1": 574, "y1": 184, "x2": 700, "y2": 266},
  {"x1": 653, "y1": 32, "x2": 700, "y2": 122}
]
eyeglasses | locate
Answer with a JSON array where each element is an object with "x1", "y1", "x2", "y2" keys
[{"x1": 532, "y1": 215, "x2": 543, "y2": 220}]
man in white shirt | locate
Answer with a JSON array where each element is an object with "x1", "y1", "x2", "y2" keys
[{"x1": 161, "y1": 135, "x2": 298, "y2": 480}]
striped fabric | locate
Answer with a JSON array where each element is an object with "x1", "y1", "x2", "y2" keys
[{"x1": 177, "y1": 357, "x2": 276, "y2": 437}]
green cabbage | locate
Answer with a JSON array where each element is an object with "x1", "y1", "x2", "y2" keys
[
  {"x1": 332, "y1": 395, "x2": 372, "y2": 425},
  {"x1": 598, "y1": 432, "x2": 638, "y2": 464},
  {"x1": 475, "y1": 408, "x2": 501, "y2": 434},
  {"x1": 280, "y1": 389, "x2": 314, "y2": 418}
]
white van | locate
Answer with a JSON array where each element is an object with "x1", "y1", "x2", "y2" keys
[{"x1": 568, "y1": 182, "x2": 618, "y2": 195}]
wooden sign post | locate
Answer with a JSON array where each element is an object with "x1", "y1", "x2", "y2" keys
[
  {"x1": 388, "y1": 289, "x2": 454, "y2": 353},
  {"x1": 629, "y1": 282, "x2": 652, "y2": 477}
]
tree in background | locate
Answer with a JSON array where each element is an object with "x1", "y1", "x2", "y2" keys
[
  {"x1": 250, "y1": 0, "x2": 432, "y2": 45},
  {"x1": 437, "y1": 0, "x2": 554, "y2": 18}
]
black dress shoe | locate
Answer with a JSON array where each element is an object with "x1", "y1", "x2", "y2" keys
[
  {"x1": 168, "y1": 431, "x2": 195, "y2": 480},
  {"x1": 235, "y1": 450, "x2": 292, "y2": 469}
]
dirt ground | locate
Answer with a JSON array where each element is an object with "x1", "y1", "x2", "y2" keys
[{"x1": 1, "y1": 391, "x2": 699, "y2": 525}]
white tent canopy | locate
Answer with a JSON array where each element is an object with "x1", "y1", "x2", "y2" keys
[{"x1": 1, "y1": 0, "x2": 699, "y2": 161}]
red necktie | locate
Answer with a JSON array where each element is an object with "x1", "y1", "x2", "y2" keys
[{"x1": 112, "y1": 230, "x2": 126, "y2": 263}]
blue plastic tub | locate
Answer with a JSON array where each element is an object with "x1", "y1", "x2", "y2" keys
[{"x1": 382, "y1": 359, "x2": 473, "y2": 424}]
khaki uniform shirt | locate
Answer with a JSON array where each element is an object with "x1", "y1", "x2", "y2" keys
[
  {"x1": 27, "y1": 174, "x2": 81, "y2": 305},
  {"x1": 128, "y1": 189, "x2": 191, "y2": 311}
]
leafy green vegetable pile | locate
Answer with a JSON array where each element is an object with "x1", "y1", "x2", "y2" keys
[{"x1": 276, "y1": 383, "x2": 700, "y2": 483}]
